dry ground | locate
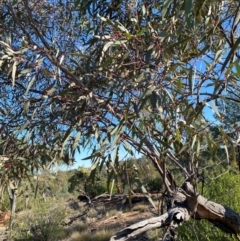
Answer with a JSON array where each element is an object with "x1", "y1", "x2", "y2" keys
[
  {"x1": 1, "y1": 194, "x2": 164, "y2": 241},
  {"x1": 63, "y1": 193, "x2": 164, "y2": 241}
]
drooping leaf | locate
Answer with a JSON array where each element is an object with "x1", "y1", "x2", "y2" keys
[
  {"x1": 23, "y1": 101, "x2": 30, "y2": 115},
  {"x1": 210, "y1": 101, "x2": 221, "y2": 118},
  {"x1": 12, "y1": 61, "x2": 17, "y2": 86},
  {"x1": 188, "y1": 66, "x2": 193, "y2": 94},
  {"x1": 162, "y1": 0, "x2": 172, "y2": 18},
  {"x1": 73, "y1": 131, "x2": 81, "y2": 151},
  {"x1": 25, "y1": 75, "x2": 36, "y2": 95},
  {"x1": 221, "y1": 37, "x2": 240, "y2": 72}
]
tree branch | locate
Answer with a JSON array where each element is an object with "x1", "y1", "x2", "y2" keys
[
  {"x1": 110, "y1": 207, "x2": 190, "y2": 241},
  {"x1": 110, "y1": 181, "x2": 240, "y2": 241}
]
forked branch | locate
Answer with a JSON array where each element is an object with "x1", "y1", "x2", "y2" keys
[
  {"x1": 110, "y1": 182, "x2": 240, "y2": 241},
  {"x1": 110, "y1": 207, "x2": 190, "y2": 241}
]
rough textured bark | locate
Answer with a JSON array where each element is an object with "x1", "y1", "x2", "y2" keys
[
  {"x1": 183, "y1": 181, "x2": 240, "y2": 233},
  {"x1": 110, "y1": 182, "x2": 240, "y2": 241},
  {"x1": 196, "y1": 195, "x2": 240, "y2": 233},
  {"x1": 110, "y1": 207, "x2": 190, "y2": 241}
]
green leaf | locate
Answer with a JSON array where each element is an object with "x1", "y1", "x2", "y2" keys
[
  {"x1": 99, "y1": 41, "x2": 114, "y2": 63},
  {"x1": 17, "y1": 121, "x2": 29, "y2": 134},
  {"x1": 114, "y1": 40, "x2": 128, "y2": 45},
  {"x1": 60, "y1": 127, "x2": 72, "y2": 157},
  {"x1": 123, "y1": 141, "x2": 134, "y2": 155},
  {"x1": 45, "y1": 87, "x2": 57, "y2": 96},
  {"x1": 136, "y1": 72, "x2": 145, "y2": 82},
  {"x1": 135, "y1": 178, "x2": 156, "y2": 209},
  {"x1": 34, "y1": 181, "x2": 39, "y2": 199},
  {"x1": 235, "y1": 61, "x2": 240, "y2": 77},
  {"x1": 110, "y1": 132, "x2": 122, "y2": 149},
  {"x1": 12, "y1": 61, "x2": 17, "y2": 86},
  {"x1": 185, "y1": 0, "x2": 192, "y2": 16},
  {"x1": 73, "y1": 131, "x2": 81, "y2": 150},
  {"x1": 74, "y1": 0, "x2": 81, "y2": 6},
  {"x1": 138, "y1": 87, "x2": 155, "y2": 111},
  {"x1": 178, "y1": 144, "x2": 189, "y2": 155},
  {"x1": 162, "y1": 0, "x2": 172, "y2": 18},
  {"x1": 210, "y1": 101, "x2": 221, "y2": 118},
  {"x1": 149, "y1": 91, "x2": 157, "y2": 109},
  {"x1": 110, "y1": 123, "x2": 123, "y2": 136},
  {"x1": 112, "y1": 146, "x2": 119, "y2": 166},
  {"x1": 208, "y1": 49, "x2": 224, "y2": 72},
  {"x1": 137, "y1": 137, "x2": 145, "y2": 153},
  {"x1": 191, "y1": 135, "x2": 197, "y2": 149},
  {"x1": 185, "y1": 0, "x2": 193, "y2": 27},
  {"x1": 196, "y1": 139, "x2": 200, "y2": 158},
  {"x1": 20, "y1": 68, "x2": 32, "y2": 75},
  {"x1": 81, "y1": 150, "x2": 102, "y2": 161},
  {"x1": 188, "y1": 67, "x2": 193, "y2": 94},
  {"x1": 221, "y1": 37, "x2": 240, "y2": 72},
  {"x1": 158, "y1": 31, "x2": 175, "y2": 38},
  {"x1": 164, "y1": 88, "x2": 174, "y2": 103},
  {"x1": 25, "y1": 75, "x2": 36, "y2": 95},
  {"x1": 142, "y1": 5, "x2": 146, "y2": 15},
  {"x1": 115, "y1": 21, "x2": 129, "y2": 33},
  {"x1": 8, "y1": 180, "x2": 16, "y2": 190},
  {"x1": 109, "y1": 179, "x2": 115, "y2": 196},
  {"x1": 223, "y1": 141, "x2": 229, "y2": 164},
  {"x1": 23, "y1": 101, "x2": 30, "y2": 115},
  {"x1": 233, "y1": 9, "x2": 240, "y2": 30}
]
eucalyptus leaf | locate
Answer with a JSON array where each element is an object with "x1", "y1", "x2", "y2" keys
[{"x1": 12, "y1": 61, "x2": 17, "y2": 86}]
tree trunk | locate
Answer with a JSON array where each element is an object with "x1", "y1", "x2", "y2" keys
[
  {"x1": 110, "y1": 182, "x2": 240, "y2": 241},
  {"x1": 7, "y1": 179, "x2": 19, "y2": 229},
  {"x1": 110, "y1": 207, "x2": 190, "y2": 241},
  {"x1": 8, "y1": 188, "x2": 18, "y2": 229}
]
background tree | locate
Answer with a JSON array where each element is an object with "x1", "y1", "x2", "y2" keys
[
  {"x1": 0, "y1": 0, "x2": 240, "y2": 240},
  {"x1": 68, "y1": 166, "x2": 108, "y2": 197},
  {"x1": 212, "y1": 86, "x2": 240, "y2": 169}
]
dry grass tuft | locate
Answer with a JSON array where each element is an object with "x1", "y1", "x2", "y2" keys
[
  {"x1": 68, "y1": 229, "x2": 116, "y2": 241},
  {"x1": 132, "y1": 203, "x2": 148, "y2": 212},
  {"x1": 105, "y1": 208, "x2": 122, "y2": 218},
  {"x1": 146, "y1": 228, "x2": 163, "y2": 241},
  {"x1": 65, "y1": 220, "x2": 88, "y2": 237}
]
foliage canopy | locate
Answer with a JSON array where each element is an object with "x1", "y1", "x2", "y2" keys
[
  {"x1": 0, "y1": 0, "x2": 239, "y2": 178},
  {"x1": 0, "y1": 1, "x2": 240, "y2": 237}
]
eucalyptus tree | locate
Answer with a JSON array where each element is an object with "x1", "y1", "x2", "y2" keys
[
  {"x1": 0, "y1": 0, "x2": 240, "y2": 239},
  {"x1": 216, "y1": 85, "x2": 240, "y2": 170}
]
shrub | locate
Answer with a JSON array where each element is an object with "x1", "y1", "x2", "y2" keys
[
  {"x1": 146, "y1": 177, "x2": 163, "y2": 192},
  {"x1": 0, "y1": 192, "x2": 10, "y2": 211},
  {"x1": 68, "y1": 168, "x2": 108, "y2": 197},
  {"x1": 178, "y1": 172, "x2": 240, "y2": 241},
  {"x1": 14, "y1": 200, "x2": 67, "y2": 241}
]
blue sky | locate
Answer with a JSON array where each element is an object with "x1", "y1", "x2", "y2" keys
[
  {"x1": 70, "y1": 53, "x2": 225, "y2": 169},
  {"x1": 70, "y1": 99, "x2": 219, "y2": 169},
  {"x1": 71, "y1": 144, "x2": 142, "y2": 169},
  {"x1": 64, "y1": 4, "x2": 237, "y2": 170}
]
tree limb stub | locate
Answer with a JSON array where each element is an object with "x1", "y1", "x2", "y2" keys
[
  {"x1": 110, "y1": 207, "x2": 190, "y2": 241},
  {"x1": 196, "y1": 195, "x2": 240, "y2": 233},
  {"x1": 183, "y1": 181, "x2": 240, "y2": 233}
]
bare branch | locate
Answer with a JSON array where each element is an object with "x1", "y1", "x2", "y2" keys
[
  {"x1": 166, "y1": 152, "x2": 190, "y2": 178},
  {"x1": 110, "y1": 207, "x2": 190, "y2": 241}
]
